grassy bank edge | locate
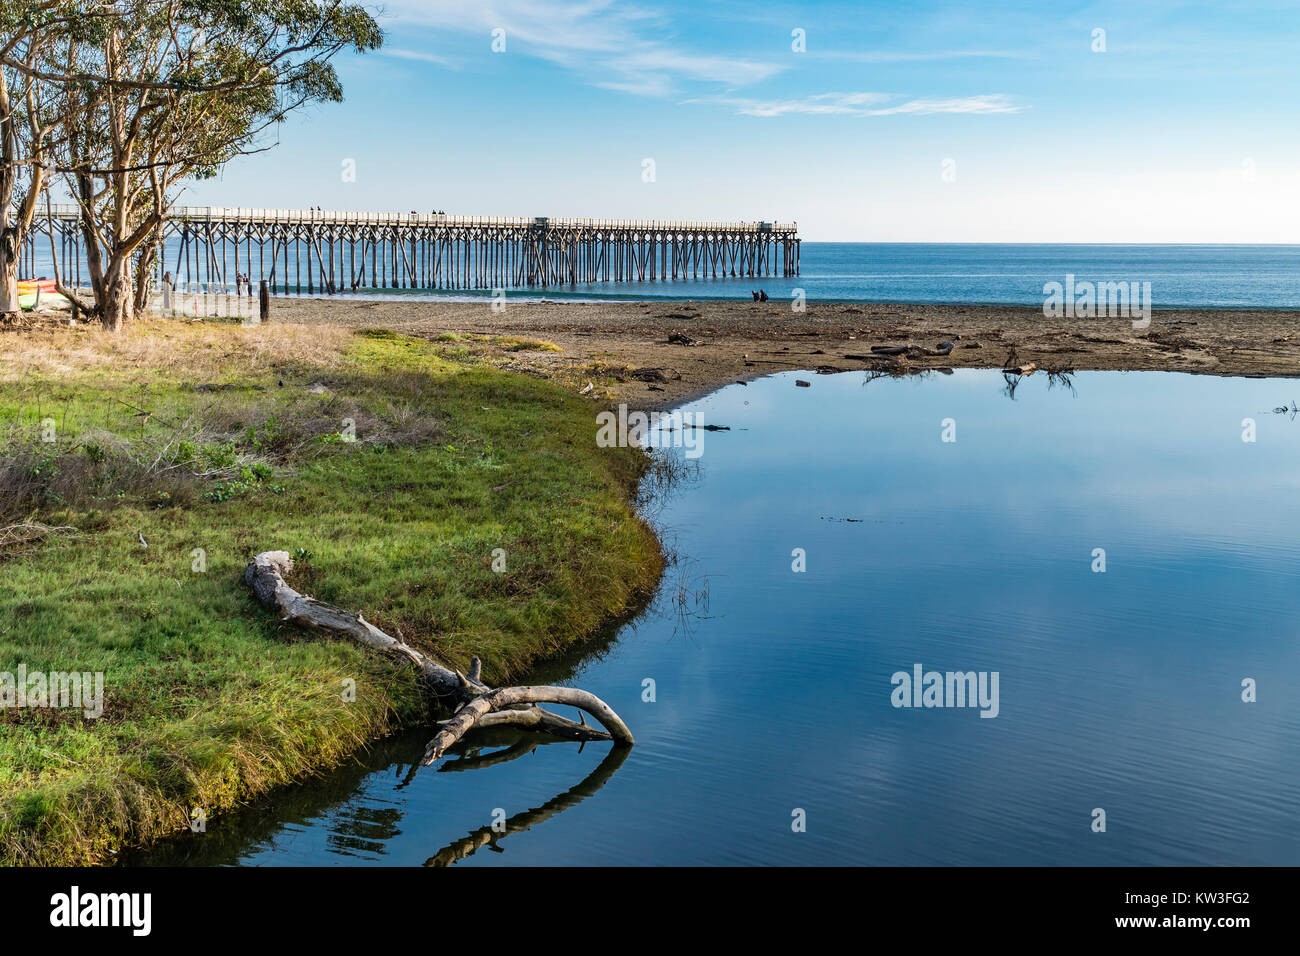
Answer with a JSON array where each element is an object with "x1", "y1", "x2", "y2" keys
[{"x1": 0, "y1": 321, "x2": 666, "y2": 866}]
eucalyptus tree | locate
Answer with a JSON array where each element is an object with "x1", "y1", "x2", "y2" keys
[
  {"x1": 0, "y1": 2, "x2": 80, "y2": 322},
  {"x1": 5, "y1": 0, "x2": 382, "y2": 330}
]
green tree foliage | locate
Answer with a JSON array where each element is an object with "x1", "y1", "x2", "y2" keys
[{"x1": 1, "y1": 1, "x2": 382, "y2": 329}]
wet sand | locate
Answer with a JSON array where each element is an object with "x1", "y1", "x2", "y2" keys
[{"x1": 269, "y1": 297, "x2": 1300, "y2": 406}]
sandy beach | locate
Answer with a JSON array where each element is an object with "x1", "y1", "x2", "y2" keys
[{"x1": 268, "y1": 297, "x2": 1300, "y2": 406}]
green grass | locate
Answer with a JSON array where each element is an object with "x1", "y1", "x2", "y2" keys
[
  {"x1": 433, "y1": 331, "x2": 561, "y2": 352},
  {"x1": 0, "y1": 320, "x2": 662, "y2": 865}
]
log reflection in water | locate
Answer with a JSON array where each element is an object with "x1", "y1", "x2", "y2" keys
[{"x1": 425, "y1": 744, "x2": 631, "y2": 866}]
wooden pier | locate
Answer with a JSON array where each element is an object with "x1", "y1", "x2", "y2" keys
[{"x1": 22, "y1": 205, "x2": 799, "y2": 295}]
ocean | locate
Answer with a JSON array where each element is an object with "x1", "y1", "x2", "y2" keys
[
  {"x1": 25, "y1": 241, "x2": 1300, "y2": 310},
  {"x1": 547, "y1": 242, "x2": 1300, "y2": 310}
]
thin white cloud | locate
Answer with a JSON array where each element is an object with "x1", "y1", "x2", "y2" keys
[
  {"x1": 615, "y1": 49, "x2": 783, "y2": 87},
  {"x1": 690, "y1": 92, "x2": 1026, "y2": 117},
  {"x1": 690, "y1": 92, "x2": 891, "y2": 117},
  {"x1": 871, "y1": 95, "x2": 1026, "y2": 115},
  {"x1": 816, "y1": 49, "x2": 1039, "y2": 63},
  {"x1": 383, "y1": 49, "x2": 459, "y2": 68},
  {"x1": 378, "y1": 0, "x2": 784, "y2": 95},
  {"x1": 376, "y1": 3, "x2": 1024, "y2": 114}
]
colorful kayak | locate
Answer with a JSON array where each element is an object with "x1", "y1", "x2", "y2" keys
[{"x1": 18, "y1": 278, "x2": 58, "y2": 310}]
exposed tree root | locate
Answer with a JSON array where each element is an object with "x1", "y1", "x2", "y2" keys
[{"x1": 243, "y1": 550, "x2": 634, "y2": 766}]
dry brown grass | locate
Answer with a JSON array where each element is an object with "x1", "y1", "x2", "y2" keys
[
  {"x1": 0, "y1": 317, "x2": 355, "y2": 383},
  {"x1": 0, "y1": 521, "x2": 79, "y2": 561}
]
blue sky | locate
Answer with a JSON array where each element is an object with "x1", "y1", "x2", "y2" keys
[{"x1": 184, "y1": 1, "x2": 1300, "y2": 242}]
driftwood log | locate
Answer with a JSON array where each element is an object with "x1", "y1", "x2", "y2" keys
[{"x1": 243, "y1": 551, "x2": 633, "y2": 766}]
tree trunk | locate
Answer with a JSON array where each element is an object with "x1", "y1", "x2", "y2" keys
[
  {"x1": 133, "y1": 244, "x2": 156, "y2": 317},
  {"x1": 100, "y1": 259, "x2": 134, "y2": 332},
  {"x1": 0, "y1": 232, "x2": 19, "y2": 322},
  {"x1": 0, "y1": 68, "x2": 19, "y2": 324}
]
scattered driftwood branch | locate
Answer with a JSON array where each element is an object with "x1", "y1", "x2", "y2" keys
[
  {"x1": 243, "y1": 551, "x2": 632, "y2": 762},
  {"x1": 244, "y1": 551, "x2": 476, "y2": 701},
  {"x1": 422, "y1": 684, "x2": 633, "y2": 766},
  {"x1": 857, "y1": 341, "x2": 954, "y2": 361}
]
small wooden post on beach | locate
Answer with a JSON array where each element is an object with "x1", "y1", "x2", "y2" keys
[{"x1": 259, "y1": 279, "x2": 270, "y2": 322}]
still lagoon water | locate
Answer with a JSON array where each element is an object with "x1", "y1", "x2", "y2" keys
[{"x1": 130, "y1": 368, "x2": 1300, "y2": 866}]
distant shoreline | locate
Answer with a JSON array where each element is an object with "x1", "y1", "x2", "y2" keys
[
  {"x1": 261, "y1": 290, "x2": 1300, "y2": 312},
  {"x1": 25, "y1": 282, "x2": 1300, "y2": 312}
]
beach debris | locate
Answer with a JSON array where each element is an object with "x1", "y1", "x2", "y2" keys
[
  {"x1": 137, "y1": 532, "x2": 148, "y2": 549},
  {"x1": 962, "y1": 342, "x2": 982, "y2": 349},
  {"x1": 795, "y1": 379, "x2": 811, "y2": 388},
  {"x1": 578, "y1": 381, "x2": 594, "y2": 395},
  {"x1": 871, "y1": 345, "x2": 910, "y2": 356},
  {"x1": 243, "y1": 551, "x2": 633, "y2": 768},
  {"x1": 1002, "y1": 363, "x2": 1037, "y2": 375},
  {"x1": 667, "y1": 332, "x2": 697, "y2": 346},
  {"x1": 630, "y1": 367, "x2": 675, "y2": 383},
  {"x1": 1145, "y1": 330, "x2": 1200, "y2": 352}
]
